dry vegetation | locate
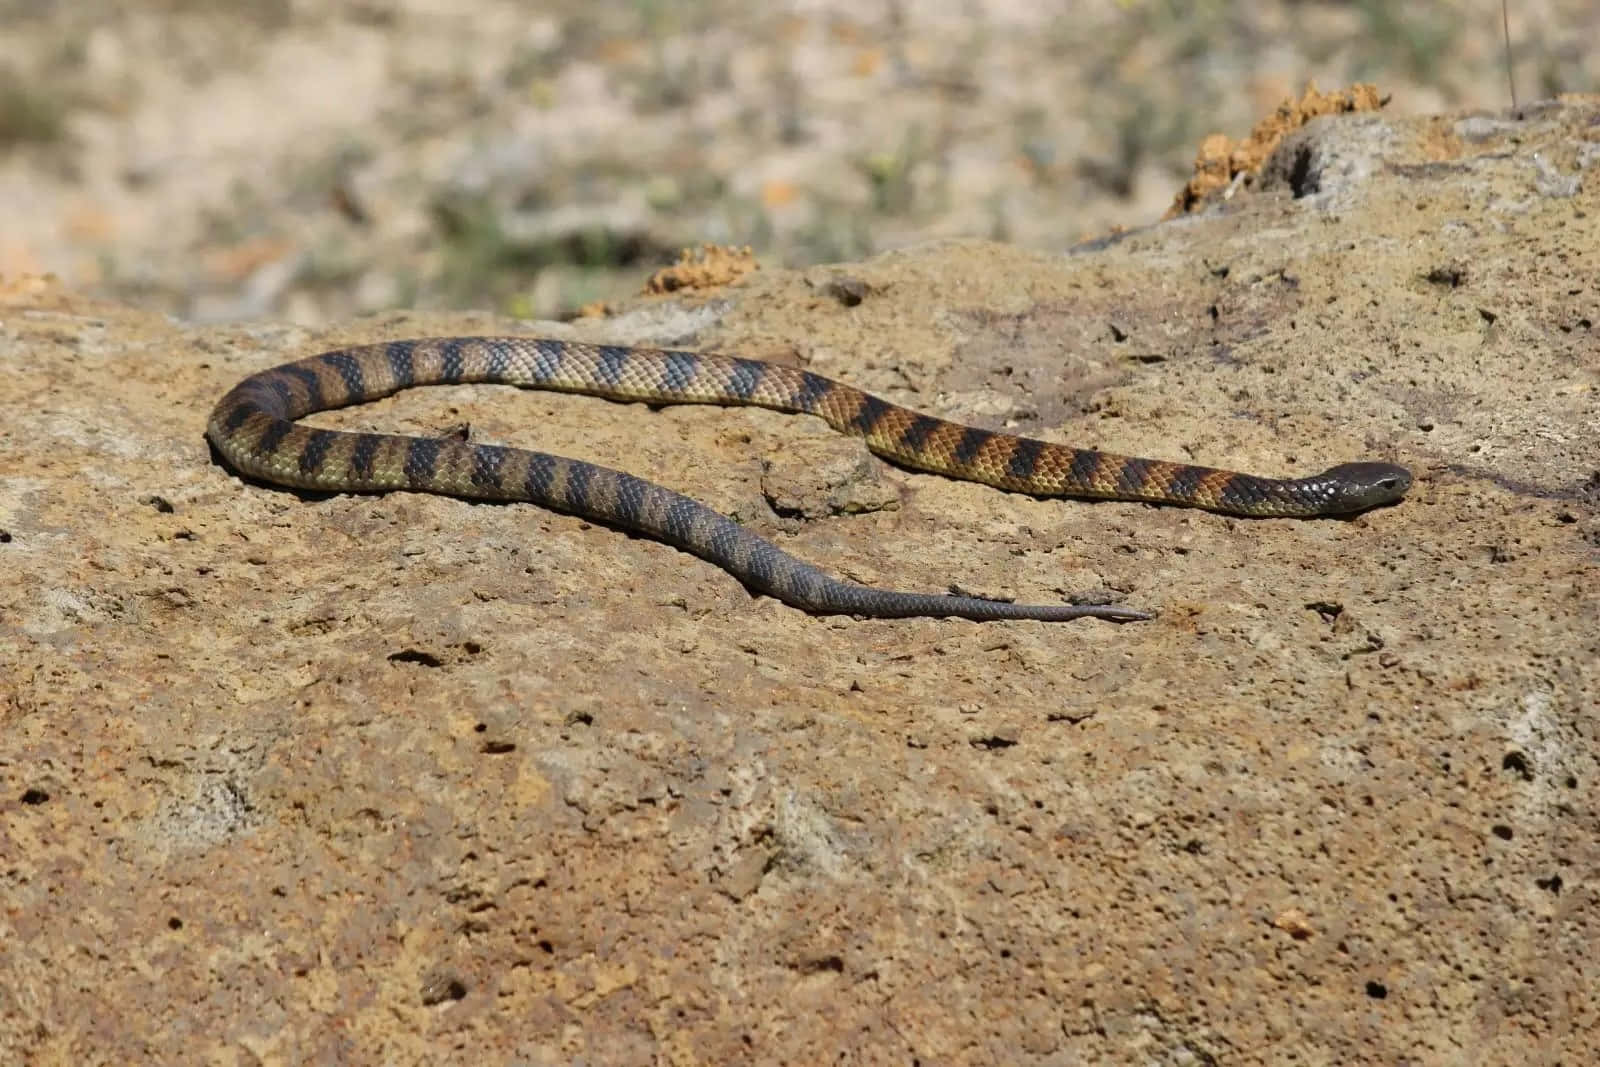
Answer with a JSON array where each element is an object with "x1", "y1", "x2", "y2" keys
[{"x1": 0, "y1": 0, "x2": 1593, "y2": 322}]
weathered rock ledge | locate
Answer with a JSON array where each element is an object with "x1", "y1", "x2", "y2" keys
[{"x1": 3, "y1": 98, "x2": 1596, "y2": 1063}]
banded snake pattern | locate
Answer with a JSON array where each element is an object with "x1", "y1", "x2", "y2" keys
[{"x1": 207, "y1": 336, "x2": 1412, "y2": 623}]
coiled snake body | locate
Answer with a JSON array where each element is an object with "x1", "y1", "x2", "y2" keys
[{"x1": 207, "y1": 337, "x2": 1411, "y2": 623}]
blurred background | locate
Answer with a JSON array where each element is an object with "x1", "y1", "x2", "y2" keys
[{"x1": 1, "y1": 0, "x2": 1593, "y2": 324}]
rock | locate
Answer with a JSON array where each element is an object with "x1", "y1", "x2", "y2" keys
[{"x1": 2, "y1": 98, "x2": 1597, "y2": 1063}]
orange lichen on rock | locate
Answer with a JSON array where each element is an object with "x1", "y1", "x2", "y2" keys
[
  {"x1": 1167, "y1": 83, "x2": 1387, "y2": 217},
  {"x1": 644, "y1": 243, "x2": 760, "y2": 295},
  {"x1": 0, "y1": 271, "x2": 70, "y2": 308}
]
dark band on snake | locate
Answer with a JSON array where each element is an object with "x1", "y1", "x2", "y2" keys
[{"x1": 207, "y1": 336, "x2": 1412, "y2": 624}]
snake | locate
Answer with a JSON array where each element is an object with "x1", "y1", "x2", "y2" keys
[{"x1": 206, "y1": 336, "x2": 1412, "y2": 624}]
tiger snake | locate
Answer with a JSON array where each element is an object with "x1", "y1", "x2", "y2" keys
[{"x1": 206, "y1": 336, "x2": 1411, "y2": 623}]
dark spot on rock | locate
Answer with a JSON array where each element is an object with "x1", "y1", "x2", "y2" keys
[
  {"x1": 1424, "y1": 264, "x2": 1466, "y2": 287},
  {"x1": 822, "y1": 275, "x2": 870, "y2": 306},
  {"x1": 796, "y1": 955, "x2": 844, "y2": 975},
  {"x1": 1307, "y1": 601, "x2": 1343, "y2": 623},
  {"x1": 420, "y1": 971, "x2": 468, "y2": 1006}
]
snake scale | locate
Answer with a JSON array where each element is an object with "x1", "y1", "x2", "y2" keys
[{"x1": 207, "y1": 336, "x2": 1411, "y2": 623}]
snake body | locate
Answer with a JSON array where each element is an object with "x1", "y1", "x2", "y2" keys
[{"x1": 207, "y1": 337, "x2": 1411, "y2": 623}]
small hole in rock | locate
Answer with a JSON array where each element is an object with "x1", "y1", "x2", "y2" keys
[
  {"x1": 388, "y1": 649, "x2": 442, "y2": 667},
  {"x1": 1501, "y1": 752, "x2": 1532, "y2": 779}
]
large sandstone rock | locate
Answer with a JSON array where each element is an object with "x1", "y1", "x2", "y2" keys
[{"x1": 3, "y1": 98, "x2": 1596, "y2": 1062}]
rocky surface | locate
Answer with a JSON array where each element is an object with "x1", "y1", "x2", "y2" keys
[{"x1": 3, "y1": 98, "x2": 1598, "y2": 1062}]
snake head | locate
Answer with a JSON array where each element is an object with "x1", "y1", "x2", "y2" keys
[{"x1": 1319, "y1": 461, "x2": 1413, "y2": 513}]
